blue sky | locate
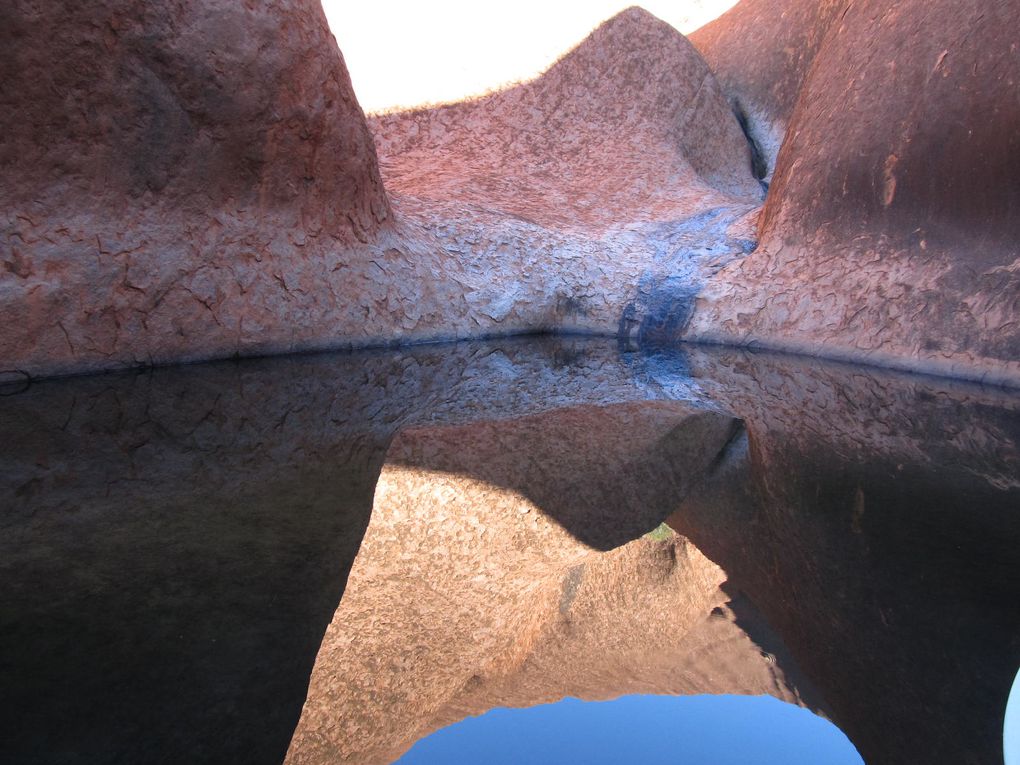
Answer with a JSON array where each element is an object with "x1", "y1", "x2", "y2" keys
[{"x1": 395, "y1": 693, "x2": 864, "y2": 764}]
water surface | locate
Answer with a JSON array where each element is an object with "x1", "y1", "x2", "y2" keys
[
  {"x1": 395, "y1": 694, "x2": 863, "y2": 765},
  {"x1": 1, "y1": 337, "x2": 1017, "y2": 764}
]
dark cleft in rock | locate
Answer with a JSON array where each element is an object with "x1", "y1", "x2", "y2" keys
[
  {"x1": 687, "y1": 0, "x2": 1020, "y2": 387},
  {"x1": 690, "y1": 0, "x2": 848, "y2": 179}
]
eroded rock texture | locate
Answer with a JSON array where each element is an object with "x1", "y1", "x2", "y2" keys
[
  {"x1": 0, "y1": 0, "x2": 387, "y2": 230},
  {"x1": 2, "y1": 0, "x2": 1019, "y2": 386},
  {"x1": 1, "y1": 0, "x2": 395, "y2": 376},
  {"x1": 368, "y1": 7, "x2": 763, "y2": 346},
  {"x1": 1, "y1": 4, "x2": 761, "y2": 378},
  {"x1": 372, "y1": 7, "x2": 758, "y2": 225},
  {"x1": 687, "y1": 0, "x2": 1020, "y2": 385},
  {"x1": 690, "y1": 0, "x2": 847, "y2": 180},
  {"x1": 286, "y1": 402, "x2": 816, "y2": 765}
]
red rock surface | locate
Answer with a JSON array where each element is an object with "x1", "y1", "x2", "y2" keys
[
  {"x1": 690, "y1": 0, "x2": 847, "y2": 179},
  {"x1": 0, "y1": 0, "x2": 387, "y2": 235},
  {"x1": 687, "y1": 0, "x2": 1020, "y2": 385},
  {"x1": 285, "y1": 402, "x2": 817, "y2": 764},
  {"x1": 363, "y1": 9, "x2": 763, "y2": 347},
  {"x1": 2, "y1": 0, "x2": 1017, "y2": 385},
  {"x1": 1, "y1": 0, "x2": 392, "y2": 376},
  {"x1": 1, "y1": 4, "x2": 761, "y2": 378},
  {"x1": 372, "y1": 8, "x2": 759, "y2": 231}
]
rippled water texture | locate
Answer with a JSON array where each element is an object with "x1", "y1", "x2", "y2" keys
[{"x1": 1, "y1": 338, "x2": 1017, "y2": 764}]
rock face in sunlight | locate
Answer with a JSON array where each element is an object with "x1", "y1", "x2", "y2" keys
[
  {"x1": 686, "y1": 0, "x2": 1020, "y2": 385},
  {"x1": 2, "y1": 0, "x2": 1018, "y2": 382},
  {"x1": 0, "y1": 0, "x2": 388, "y2": 234},
  {"x1": 690, "y1": 0, "x2": 847, "y2": 181},
  {"x1": 372, "y1": 7, "x2": 759, "y2": 222},
  {"x1": 286, "y1": 401, "x2": 817, "y2": 765},
  {"x1": 1, "y1": 0, "x2": 390, "y2": 376},
  {"x1": 1, "y1": 4, "x2": 761, "y2": 378},
  {"x1": 368, "y1": 7, "x2": 764, "y2": 346}
]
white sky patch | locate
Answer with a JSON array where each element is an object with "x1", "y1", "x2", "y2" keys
[{"x1": 321, "y1": 1, "x2": 738, "y2": 114}]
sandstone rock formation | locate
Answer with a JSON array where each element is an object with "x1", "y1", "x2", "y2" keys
[
  {"x1": 689, "y1": 0, "x2": 847, "y2": 180},
  {"x1": 686, "y1": 0, "x2": 1020, "y2": 385},
  {"x1": 367, "y1": 7, "x2": 764, "y2": 348},
  {"x1": 5, "y1": 8, "x2": 1019, "y2": 762},
  {"x1": 0, "y1": 0, "x2": 388, "y2": 234},
  {"x1": 285, "y1": 402, "x2": 815, "y2": 764},
  {"x1": 1, "y1": 4, "x2": 761, "y2": 378},
  {"x1": 0, "y1": 0, "x2": 391, "y2": 375},
  {"x1": 371, "y1": 7, "x2": 759, "y2": 226},
  {"x1": 2, "y1": 0, "x2": 1019, "y2": 386}
]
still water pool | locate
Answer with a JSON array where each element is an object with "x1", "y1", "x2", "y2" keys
[
  {"x1": 396, "y1": 694, "x2": 863, "y2": 764},
  {"x1": 1, "y1": 337, "x2": 1017, "y2": 764}
]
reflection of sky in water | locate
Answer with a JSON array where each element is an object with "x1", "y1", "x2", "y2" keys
[
  {"x1": 1007, "y1": 668, "x2": 1020, "y2": 765},
  {"x1": 3, "y1": 338, "x2": 1017, "y2": 764},
  {"x1": 395, "y1": 694, "x2": 864, "y2": 764}
]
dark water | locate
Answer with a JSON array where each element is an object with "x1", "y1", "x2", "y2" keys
[{"x1": 1, "y1": 337, "x2": 1017, "y2": 764}]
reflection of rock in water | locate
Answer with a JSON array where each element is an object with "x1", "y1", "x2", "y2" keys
[
  {"x1": 0, "y1": 337, "x2": 791, "y2": 765},
  {"x1": 663, "y1": 347, "x2": 1020, "y2": 765},
  {"x1": 0, "y1": 339, "x2": 646, "y2": 764},
  {"x1": 2, "y1": 336, "x2": 1017, "y2": 765},
  {"x1": 287, "y1": 403, "x2": 814, "y2": 765}
]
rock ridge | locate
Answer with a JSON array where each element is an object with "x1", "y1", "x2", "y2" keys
[{"x1": 2, "y1": 0, "x2": 1018, "y2": 387}]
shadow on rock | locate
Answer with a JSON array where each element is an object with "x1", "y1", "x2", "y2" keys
[
  {"x1": 384, "y1": 401, "x2": 743, "y2": 551},
  {"x1": 664, "y1": 347, "x2": 1020, "y2": 765}
]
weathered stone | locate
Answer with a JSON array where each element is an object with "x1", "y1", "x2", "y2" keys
[
  {"x1": 0, "y1": 0, "x2": 390, "y2": 375},
  {"x1": 690, "y1": 0, "x2": 847, "y2": 179},
  {"x1": 0, "y1": 5, "x2": 761, "y2": 378},
  {"x1": 686, "y1": 0, "x2": 1020, "y2": 386},
  {"x1": 285, "y1": 401, "x2": 816, "y2": 764},
  {"x1": 3, "y1": 0, "x2": 1020, "y2": 387},
  {"x1": 372, "y1": 6, "x2": 760, "y2": 228},
  {"x1": 0, "y1": 0, "x2": 388, "y2": 230}
]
